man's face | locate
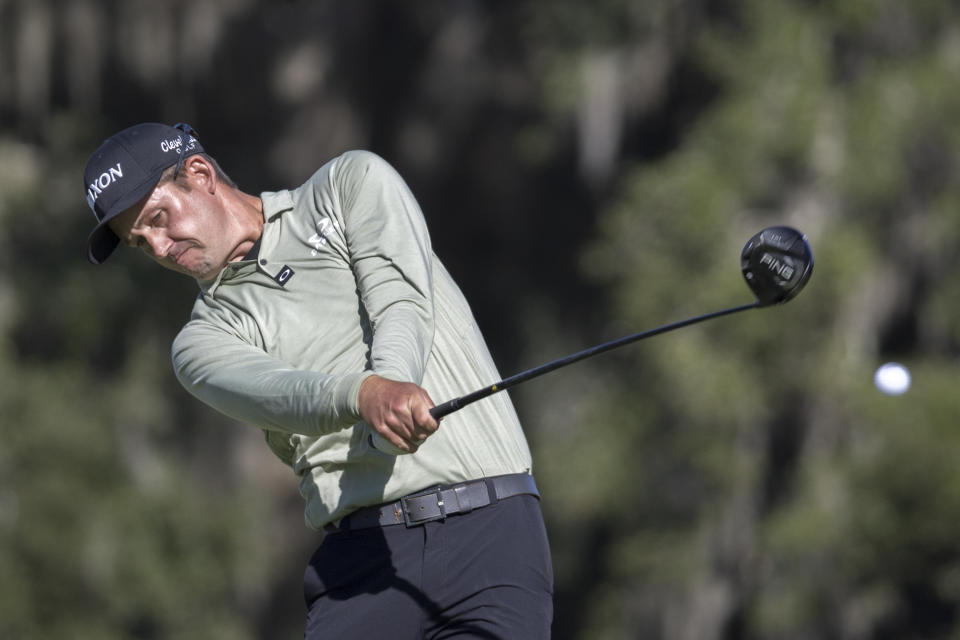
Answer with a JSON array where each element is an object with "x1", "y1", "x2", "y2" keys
[{"x1": 108, "y1": 162, "x2": 243, "y2": 281}]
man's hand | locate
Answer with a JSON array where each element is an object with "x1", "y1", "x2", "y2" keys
[{"x1": 358, "y1": 375, "x2": 439, "y2": 454}]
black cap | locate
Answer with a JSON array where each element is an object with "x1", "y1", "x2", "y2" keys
[{"x1": 84, "y1": 123, "x2": 203, "y2": 264}]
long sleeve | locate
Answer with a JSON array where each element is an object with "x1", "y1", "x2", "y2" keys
[
  {"x1": 172, "y1": 319, "x2": 373, "y2": 436},
  {"x1": 335, "y1": 151, "x2": 436, "y2": 385}
]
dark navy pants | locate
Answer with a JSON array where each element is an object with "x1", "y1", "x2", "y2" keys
[{"x1": 303, "y1": 494, "x2": 553, "y2": 639}]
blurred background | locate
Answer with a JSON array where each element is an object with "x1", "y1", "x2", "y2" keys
[{"x1": 3, "y1": 0, "x2": 960, "y2": 638}]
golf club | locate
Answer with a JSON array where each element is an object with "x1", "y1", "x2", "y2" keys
[{"x1": 429, "y1": 225, "x2": 813, "y2": 420}]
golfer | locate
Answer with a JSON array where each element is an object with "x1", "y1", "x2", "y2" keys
[{"x1": 83, "y1": 122, "x2": 553, "y2": 638}]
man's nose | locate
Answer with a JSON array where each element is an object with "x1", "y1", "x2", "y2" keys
[{"x1": 143, "y1": 231, "x2": 172, "y2": 258}]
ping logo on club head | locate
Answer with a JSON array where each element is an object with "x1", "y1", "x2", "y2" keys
[{"x1": 759, "y1": 253, "x2": 795, "y2": 280}]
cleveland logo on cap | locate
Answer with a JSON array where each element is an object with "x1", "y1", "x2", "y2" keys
[
  {"x1": 161, "y1": 136, "x2": 193, "y2": 154},
  {"x1": 86, "y1": 162, "x2": 124, "y2": 213}
]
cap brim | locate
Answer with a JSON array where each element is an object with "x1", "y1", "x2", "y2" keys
[{"x1": 87, "y1": 221, "x2": 121, "y2": 265}]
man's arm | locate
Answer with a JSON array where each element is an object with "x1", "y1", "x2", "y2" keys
[
  {"x1": 174, "y1": 322, "x2": 435, "y2": 452},
  {"x1": 172, "y1": 320, "x2": 374, "y2": 436},
  {"x1": 335, "y1": 151, "x2": 442, "y2": 452}
]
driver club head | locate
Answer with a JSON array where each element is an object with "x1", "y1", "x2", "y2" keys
[{"x1": 740, "y1": 226, "x2": 813, "y2": 306}]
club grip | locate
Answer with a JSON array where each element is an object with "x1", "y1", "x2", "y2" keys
[
  {"x1": 429, "y1": 384, "x2": 501, "y2": 420},
  {"x1": 429, "y1": 399, "x2": 461, "y2": 420}
]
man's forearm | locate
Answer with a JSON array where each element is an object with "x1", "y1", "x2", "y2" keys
[{"x1": 173, "y1": 323, "x2": 374, "y2": 435}]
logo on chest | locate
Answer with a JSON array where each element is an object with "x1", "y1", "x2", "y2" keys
[
  {"x1": 308, "y1": 218, "x2": 340, "y2": 256},
  {"x1": 274, "y1": 265, "x2": 295, "y2": 287}
]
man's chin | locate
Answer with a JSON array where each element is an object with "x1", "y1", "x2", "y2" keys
[
  {"x1": 192, "y1": 259, "x2": 227, "y2": 282},
  {"x1": 161, "y1": 257, "x2": 220, "y2": 281}
]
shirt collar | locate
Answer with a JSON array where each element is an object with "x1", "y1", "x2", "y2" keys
[
  {"x1": 260, "y1": 189, "x2": 295, "y2": 221},
  {"x1": 243, "y1": 235, "x2": 262, "y2": 261},
  {"x1": 198, "y1": 190, "x2": 292, "y2": 294}
]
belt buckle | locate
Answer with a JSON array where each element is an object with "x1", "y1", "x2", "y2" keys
[{"x1": 401, "y1": 487, "x2": 446, "y2": 527}]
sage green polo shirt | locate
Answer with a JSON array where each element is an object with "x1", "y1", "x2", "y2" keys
[{"x1": 171, "y1": 150, "x2": 532, "y2": 529}]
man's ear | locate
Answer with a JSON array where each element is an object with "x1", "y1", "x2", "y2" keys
[{"x1": 184, "y1": 155, "x2": 217, "y2": 194}]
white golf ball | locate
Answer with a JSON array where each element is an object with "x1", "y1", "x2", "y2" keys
[{"x1": 874, "y1": 362, "x2": 911, "y2": 396}]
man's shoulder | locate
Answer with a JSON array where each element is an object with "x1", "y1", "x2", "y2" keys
[
  {"x1": 335, "y1": 149, "x2": 389, "y2": 167},
  {"x1": 262, "y1": 150, "x2": 403, "y2": 224},
  {"x1": 330, "y1": 149, "x2": 396, "y2": 181},
  {"x1": 285, "y1": 150, "x2": 396, "y2": 192}
]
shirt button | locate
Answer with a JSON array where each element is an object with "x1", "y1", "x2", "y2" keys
[{"x1": 259, "y1": 259, "x2": 267, "y2": 265}]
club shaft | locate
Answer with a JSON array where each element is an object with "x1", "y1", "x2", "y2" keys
[{"x1": 429, "y1": 301, "x2": 760, "y2": 420}]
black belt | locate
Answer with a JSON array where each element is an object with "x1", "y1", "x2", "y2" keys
[{"x1": 324, "y1": 473, "x2": 539, "y2": 533}]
